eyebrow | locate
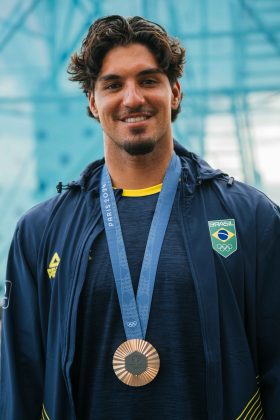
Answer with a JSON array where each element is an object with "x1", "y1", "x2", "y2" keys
[{"x1": 98, "y1": 67, "x2": 164, "y2": 82}]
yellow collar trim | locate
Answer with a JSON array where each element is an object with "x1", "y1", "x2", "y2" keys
[{"x1": 121, "y1": 183, "x2": 163, "y2": 197}]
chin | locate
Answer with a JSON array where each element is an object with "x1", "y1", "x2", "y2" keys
[{"x1": 122, "y1": 139, "x2": 156, "y2": 156}]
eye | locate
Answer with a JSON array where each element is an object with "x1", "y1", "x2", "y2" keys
[
  {"x1": 105, "y1": 82, "x2": 122, "y2": 91},
  {"x1": 141, "y1": 78, "x2": 158, "y2": 86}
]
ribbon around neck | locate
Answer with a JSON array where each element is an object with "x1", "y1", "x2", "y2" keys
[{"x1": 100, "y1": 152, "x2": 181, "y2": 340}]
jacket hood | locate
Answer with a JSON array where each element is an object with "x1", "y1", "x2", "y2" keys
[
  {"x1": 173, "y1": 140, "x2": 228, "y2": 183},
  {"x1": 56, "y1": 140, "x2": 230, "y2": 194}
]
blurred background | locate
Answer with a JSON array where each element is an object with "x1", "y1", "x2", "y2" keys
[{"x1": 0, "y1": 0, "x2": 280, "y2": 297}]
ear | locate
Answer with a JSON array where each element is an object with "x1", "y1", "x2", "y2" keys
[
  {"x1": 88, "y1": 92, "x2": 99, "y2": 119},
  {"x1": 171, "y1": 81, "x2": 181, "y2": 110}
]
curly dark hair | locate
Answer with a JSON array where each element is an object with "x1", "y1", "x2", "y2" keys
[{"x1": 68, "y1": 15, "x2": 186, "y2": 122}]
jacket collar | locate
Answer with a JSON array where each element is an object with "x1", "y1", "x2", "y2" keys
[{"x1": 59, "y1": 140, "x2": 229, "y2": 194}]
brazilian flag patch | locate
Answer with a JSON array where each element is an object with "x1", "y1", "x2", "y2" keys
[{"x1": 208, "y1": 219, "x2": 237, "y2": 258}]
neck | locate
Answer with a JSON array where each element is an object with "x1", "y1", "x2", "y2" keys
[{"x1": 104, "y1": 140, "x2": 173, "y2": 189}]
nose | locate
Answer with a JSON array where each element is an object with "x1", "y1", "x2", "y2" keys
[{"x1": 122, "y1": 82, "x2": 145, "y2": 108}]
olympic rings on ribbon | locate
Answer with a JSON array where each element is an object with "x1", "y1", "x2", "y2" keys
[{"x1": 127, "y1": 321, "x2": 137, "y2": 328}]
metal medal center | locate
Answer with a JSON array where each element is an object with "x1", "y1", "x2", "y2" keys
[{"x1": 125, "y1": 351, "x2": 148, "y2": 375}]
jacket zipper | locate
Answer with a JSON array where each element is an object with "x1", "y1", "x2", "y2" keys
[
  {"x1": 178, "y1": 174, "x2": 217, "y2": 419},
  {"x1": 62, "y1": 190, "x2": 123, "y2": 416},
  {"x1": 62, "y1": 214, "x2": 103, "y2": 417},
  {"x1": 178, "y1": 176, "x2": 209, "y2": 355}
]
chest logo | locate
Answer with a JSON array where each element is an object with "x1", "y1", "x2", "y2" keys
[
  {"x1": 47, "y1": 252, "x2": 61, "y2": 279},
  {"x1": 208, "y1": 219, "x2": 237, "y2": 258}
]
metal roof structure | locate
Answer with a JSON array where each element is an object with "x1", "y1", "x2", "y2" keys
[{"x1": 1, "y1": 0, "x2": 280, "y2": 294}]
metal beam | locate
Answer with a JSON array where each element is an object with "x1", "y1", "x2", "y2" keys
[
  {"x1": 0, "y1": 16, "x2": 48, "y2": 39},
  {"x1": 0, "y1": 0, "x2": 41, "y2": 53},
  {"x1": 178, "y1": 27, "x2": 280, "y2": 40},
  {"x1": 42, "y1": 3, "x2": 102, "y2": 91},
  {"x1": 239, "y1": 0, "x2": 280, "y2": 56}
]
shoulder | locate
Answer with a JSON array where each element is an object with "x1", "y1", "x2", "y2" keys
[
  {"x1": 209, "y1": 178, "x2": 280, "y2": 244},
  {"x1": 176, "y1": 140, "x2": 280, "y2": 244},
  {"x1": 176, "y1": 141, "x2": 280, "y2": 224},
  {"x1": 14, "y1": 190, "x2": 80, "y2": 256},
  {"x1": 17, "y1": 192, "x2": 67, "y2": 233},
  {"x1": 213, "y1": 177, "x2": 279, "y2": 215}
]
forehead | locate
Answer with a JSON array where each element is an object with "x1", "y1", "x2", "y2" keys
[{"x1": 98, "y1": 43, "x2": 159, "y2": 78}]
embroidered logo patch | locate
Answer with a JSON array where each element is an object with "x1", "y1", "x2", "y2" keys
[
  {"x1": 208, "y1": 219, "x2": 237, "y2": 258},
  {"x1": 47, "y1": 252, "x2": 60, "y2": 279}
]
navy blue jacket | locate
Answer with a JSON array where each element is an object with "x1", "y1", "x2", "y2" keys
[{"x1": 1, "y1": 142, "x2": 280, "y2": 419}]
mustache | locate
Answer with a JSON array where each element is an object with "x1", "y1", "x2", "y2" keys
[{"x1": 115, "y1": 107, "x2": 156, "y2": 120}]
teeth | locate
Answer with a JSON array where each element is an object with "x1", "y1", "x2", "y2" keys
[{"x1": 124, "y1": 116, "x2": 148, "y2": 123}]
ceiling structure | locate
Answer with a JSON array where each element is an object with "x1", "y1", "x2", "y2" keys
[{"x1": 0, "y1": 0, "x2": 280, "y2": 294}]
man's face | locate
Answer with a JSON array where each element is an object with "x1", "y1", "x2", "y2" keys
[{"x1": 89, "y1": 43, "x2": 180, "y2": 156}]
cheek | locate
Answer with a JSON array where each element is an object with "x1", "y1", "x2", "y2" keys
[
  {"x1": 155, "y1": 93, "x2": 172, "y2": 110},
  {"x1": 98, "y1": 100, "x2": 117, "y2": 120},
  {"x1": 98, "y1": 108, "x2": 117, "y2": 130}
]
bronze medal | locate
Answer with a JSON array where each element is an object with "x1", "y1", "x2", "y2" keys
[{"x1": 113, "y1": 339, "x2": 160, "y2": 387}]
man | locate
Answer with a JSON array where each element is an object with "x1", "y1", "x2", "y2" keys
[{"x1": 1, "y1": 15, "x2": 280, "y2": 420}]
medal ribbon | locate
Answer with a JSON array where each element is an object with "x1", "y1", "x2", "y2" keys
[{"x1": 100, "y1": 152, "x2": 181, "y2": 340}]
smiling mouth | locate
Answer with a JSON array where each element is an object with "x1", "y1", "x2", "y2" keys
[
  {"x1": 119, "y1": 112, "x2": 153, "y2": 124},
  {"x1": 123, "y1": 116, "x2": 150, "y2": 123}
]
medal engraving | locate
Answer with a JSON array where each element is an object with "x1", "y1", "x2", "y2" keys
[
  {"x1": 113, "y1": 339, "x2": 160, "y2": 387},
  {"x1": 125, "y1": 351, "x2": 148, "y2": 375}
]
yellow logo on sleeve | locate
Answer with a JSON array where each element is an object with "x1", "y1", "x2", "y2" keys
[{"x1": 47, "y1": 252, "x2": 60, "y2": 279}]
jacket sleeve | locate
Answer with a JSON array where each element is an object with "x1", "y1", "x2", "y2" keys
[
  {"x1": 257, "y1": 200, "x2": 280, "y2": 418},
  {"x1": 0, "y1": 220, "x2": 44, "y2": 420}
]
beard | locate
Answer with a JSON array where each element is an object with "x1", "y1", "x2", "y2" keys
[
  {"x1": 115, "y1": 126, "x2": 157, "y2": 156},
  {"x1": 122, "y1": 138, "x2": 156, "y2": 156}
]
